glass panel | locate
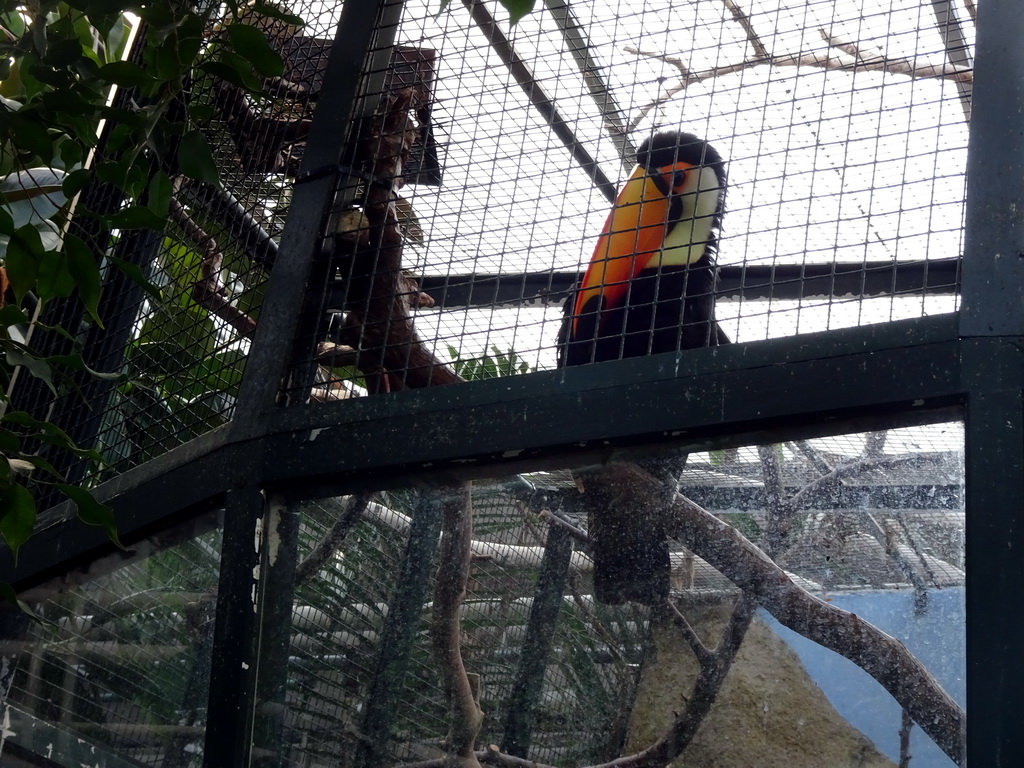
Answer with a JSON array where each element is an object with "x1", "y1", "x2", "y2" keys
[
  {"x1": 257, "y1": 421, "x2": 965, "y2": 766},
  {"x1": 0, "y1": 515, "x2": 221, "y2": 767}
]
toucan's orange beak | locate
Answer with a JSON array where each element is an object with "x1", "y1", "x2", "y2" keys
[{"x1": 571, "y1": 162, "x2": 692, "y2": 333}]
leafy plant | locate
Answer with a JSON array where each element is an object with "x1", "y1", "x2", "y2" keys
[
  {"x1": 446, "y1": 344, "x2": 532, "y2": 381},
  {"x1": 0, "y1": 0, "x2": 304, "y2": 569}
]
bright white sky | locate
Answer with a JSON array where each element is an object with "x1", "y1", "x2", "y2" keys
[{"x1": 299, "y1": 0, "x2": 972, "y2": 373}]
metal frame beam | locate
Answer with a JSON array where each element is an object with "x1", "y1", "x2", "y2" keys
[
  {"x1": 0, "y1": 314, "x2": 963, "y2": 592},
  {"x1": 959, "y1": 0, "x2": 1024, "y2": 763}
]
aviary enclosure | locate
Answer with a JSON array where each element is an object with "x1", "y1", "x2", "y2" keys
[{"x1": 3, "y1": 0, "x2": 1021, "y2": 764}]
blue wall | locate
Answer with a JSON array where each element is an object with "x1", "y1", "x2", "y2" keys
[{"x1": 765, "y1": 588, "x2": 965, "y2": 767}]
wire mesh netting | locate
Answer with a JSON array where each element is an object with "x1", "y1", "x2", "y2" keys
[
  {"x1": 0, "y1": 0, "x2": 974, "y2": 763},
  {"x1": 266, "y1": 422, "x2": 963, "y2": 766},
  {"x1": 0, "y1": 515, "x2": 221, "y2": 767},
  {"x1": 5, "y1": 1, "x2": 349, "y2": 491},
  {"x1": 312, "y1": 0, "x2": 969, "y2": 397},
  {"x1": 0, "y1": 423, "x2": 964, "y2": 766},
  {"x1": 4, "y1": 0, "x2": 973, "y2": 482}
]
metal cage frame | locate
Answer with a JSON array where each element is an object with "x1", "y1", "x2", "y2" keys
[{"x1": 2, "y1": 0, "x2": 1022, "y2": 764}]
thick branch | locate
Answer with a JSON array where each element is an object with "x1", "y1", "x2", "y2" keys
[
  {"x1": 757, "y1": 444, "x2": 792, "y2": 557},
  {"x1": 295, "y1": 493, "x2": 371, "y2": 585},
  {"x1": 169, "y1": 195, "x2": 258, "y2": 338},
  {"x1": 432, "y1": 484, "x2": 484, "y2": 766},
  {"x1": 341, "y1": 88, "x2": 462, "y2": 390},
  {"x1": 583, "y1": 462, "x2": 963, "y2": 765}
]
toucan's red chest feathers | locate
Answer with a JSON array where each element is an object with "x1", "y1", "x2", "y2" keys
[{"x1": 559, "y1": 132, "x2": 728, "y2": 367}]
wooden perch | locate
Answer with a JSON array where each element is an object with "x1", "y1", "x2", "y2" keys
[
  {"x1": 338, "y1": 87, "x2": 462, "y2": 391},
  {"x1": 168, "y1": 193, "x2": 258, "y2": 338}
]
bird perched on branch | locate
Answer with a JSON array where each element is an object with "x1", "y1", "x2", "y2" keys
[{"x1": 558, "y1": 131, "x2": 729, "y2": 604}]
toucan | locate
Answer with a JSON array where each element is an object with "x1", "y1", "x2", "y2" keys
[{"x1": 558, "y1": 131, "x2": 729, "y2": 605}]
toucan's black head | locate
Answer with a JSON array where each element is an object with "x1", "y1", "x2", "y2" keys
[{"x1": 637, "y1": 131, "x2": 726, "y2": 182}]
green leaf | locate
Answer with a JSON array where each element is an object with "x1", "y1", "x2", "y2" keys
[
  {"x1": 5, "y1": 111, "x2": 53, "y2": 160},
  {"x1": 48, "y1": 352, "x2": 123, "y2": 381},
  {"x1": 17, "y1": 452, "x2": 62, "y2": 479},
  {"x1": 0, "y1": 482, "x2": 36, "y2": 561},
  {"x1": 106, "y1": 253, "x2": 162, "y2": 302},
  {"x1": 0, "y1": 581, "x2": 51, "y2": 623},
  {"x1": 198, "y1": 54, "x2": 262, "y2": 93},
  {"x1": 106, "y1": 204, "x2": 165, "y2": 230},
  {"x1": 59, "y1": 484, "x2": 122, "y2": 548},
  {"x1": 0, "y1": 429, "x2": 20, "y2": 452},
  {"x1": 251, "y1": 3, "x2": 305, "y2": 26},
  {"x1": 62, "y1": 167, "x2": 91, "y2": 197},
  {"x1": 146, "y1": 170, "x2": 172, "y2": 219},
  {"x1": 36, "y1": 249, "x2": 75, "y2": 300},
  {"x1": 59, "y1": 139, "x2": 84, "y2": 170},
  {"x1": 189, "y1": 104, "x2": 215, "y2": 124},
  {"x1": 226, "y1": 23, "x2": 284, "y2": 78},
  {"x1": 4, "y1": 226, "x2": 42, "y2": 303},
  {"x1": 97, "y1": 59, "x2": 157, "y2": 88},
  {"x1": 0, "y1": 166, "x2": 69, "y2": 227},
  {"x1": 94, "y1": 157, "x2": 146, "y2": 197},
  {"x1": 499, "y1": 0, "x2": 535, "y2": 24},
  {"x1": 64, "y1": 233, "x2": 103, "y2": 326},
  {"x1": 5, "y1": 347, "x2": 54, "y2": 394},
  {"x1": 177, "y1": 129, "x2": 219, "y2": 185},
  {"x1": 46, "y1": 36, "x2": 84, "y2": 67},
  {"x1": 3, "y1": 410, "x2": 100, "y2": 459},
  {"x1": 0, "y1": 305, "x2": 31, "y2": 327}
]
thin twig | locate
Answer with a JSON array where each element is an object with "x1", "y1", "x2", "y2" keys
[
  {"x1": 667, "y1": 601, "x2": 714, "y2": 667},
  {"x1": 539, "y1": 509, "x2": 591, "y2": 545},
  {"x1": 624, "y1": 27, "x2": 972, "y2": 133},
  {"x1": 722, "y1": 0, "x2": 769, "y2": 59},
  {"x1": 900, "y1": 707, "x2": 913, "y2": 767},
  {"x1": 627, "y1": 593, "x2": 758, "y2": 764},
  {"x1": 788, "y1": 454, "x2": 923, "y2": 510}
]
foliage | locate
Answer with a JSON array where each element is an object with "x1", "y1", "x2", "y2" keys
[
  {"x1": 440, "y1": 0, "x2": 537, "y2": 25},
  {"x1": 0, "y1": 0, "x2": 299, "y2": 564},
  {"x1": 446, "y1": 343, "x2": 531, "y2": 381}
]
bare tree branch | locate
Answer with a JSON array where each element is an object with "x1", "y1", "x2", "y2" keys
[
  {"x1": 295, "y1": 493, "x2": 372, "y2": 585},
  {"x1": 624, "y1": 23, "x2": 973, "y2": 133},
  {"x1": 432, "y1": 484, "x2": 484, "y2": 767},
  {"x1": 539, "y1": 508, "x2": 591, "y2": 545},
  {"x1": 623, "y1": 594, "x2": 758, "y2": 765},
  {"x1": 722, "y1": 0, "x2": 769, "y2": 59}
]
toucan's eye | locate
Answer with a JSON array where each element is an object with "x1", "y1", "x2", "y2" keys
[{"x1": 672, "y1": 169, "x2": 687, "y2": 189}]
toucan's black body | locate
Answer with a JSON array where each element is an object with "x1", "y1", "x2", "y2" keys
[
  {"x1": 562, "y1": 263, "x2": 725, "y2": 365},
  {"x1": 558, "y1": 131, "x2": 729, "y2": 605},
  {"x1": 559, "y1": 132, "x2": 728, "y2": 367}
]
